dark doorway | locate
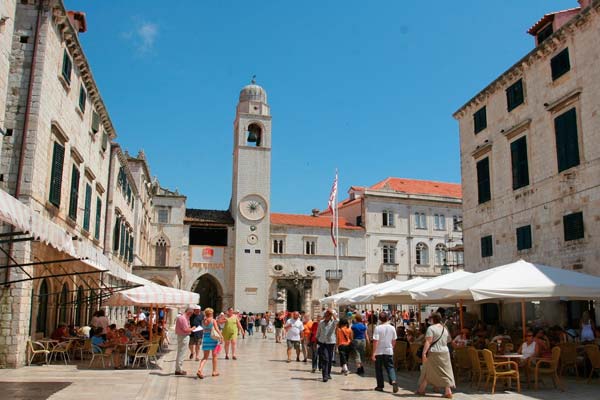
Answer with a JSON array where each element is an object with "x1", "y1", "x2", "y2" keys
[
  {"x1": 286, "y1": 287, "x2": 303, "y2": 312},
  {"x1": 194, "y1": 275, "x2": 223, "y2": 313}
]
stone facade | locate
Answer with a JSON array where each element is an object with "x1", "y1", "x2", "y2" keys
[{"x1": 453, "y1": 0, "x2": 600, "y2": 324}]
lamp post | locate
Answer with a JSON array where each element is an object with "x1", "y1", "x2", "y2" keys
[{"x1": 441, "y1": 260, "x2": 451, "y2": 275}]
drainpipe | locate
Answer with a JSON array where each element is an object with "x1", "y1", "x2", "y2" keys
[
  {"x1": 5, "y1": 1, "x2": 44, "y2": 286},
  {"x1": 102, "y1": 144, "x2": 116, "y2": 254}
]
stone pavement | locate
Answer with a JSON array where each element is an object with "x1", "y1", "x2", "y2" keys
[{"x1": 0, "y1": 334, "x2": 599, "y2": 400}]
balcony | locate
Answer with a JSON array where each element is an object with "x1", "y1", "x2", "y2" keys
[
  {"x1": 382, "y1": 263, "x2": 399, "y2": 274},
  {"x1": 325, "y1": 269, "x2": 343, "y2": 281}
]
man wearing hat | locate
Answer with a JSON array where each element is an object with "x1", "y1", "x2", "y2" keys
[{"x1": 175, "y1": 305, "x2": 197, "y2": 375}]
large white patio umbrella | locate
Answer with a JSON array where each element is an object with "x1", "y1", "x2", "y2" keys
[
  {"x1": 364, "y1": 277, "x2": 428, "y2": 304},
  {"x1": 342, "y1": 279, "x2": 403, "y2": 305},
  {"x1": 319, "y1": 283, "x2": 376, "y2": 305}
]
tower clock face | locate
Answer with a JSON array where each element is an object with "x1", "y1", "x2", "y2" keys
[{"x1": 239, "y1": 194, "x2": 267, "y2": 221}]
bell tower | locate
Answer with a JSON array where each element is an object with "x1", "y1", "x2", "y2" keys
[{"x1": 230, "y1": 79, "x2": 272, "y2": 312}]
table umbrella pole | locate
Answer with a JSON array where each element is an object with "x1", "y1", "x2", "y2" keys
[
  {"x1": 459, "y1": 300, "x2": 464, "y2": 330},
  {"x1": 521, "y1": 300, "x2": 526, "y2": 343},
  {"x1": 149, "y1": 304, "x2": 153, "y2": 342}
]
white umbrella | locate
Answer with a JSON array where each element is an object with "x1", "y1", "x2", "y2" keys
[
  {"x1": 408, "y1": 269, "x2": 475, "y2": 303},
  {"x1": 319, "y1": 283, "x2": 376, "y2": 305},
  {"x1": 342, "y1": 279, "x2": 402, "y2": 305},
  {"x1": 366, "y1": 277, "x2": 427, "y2": 304}
]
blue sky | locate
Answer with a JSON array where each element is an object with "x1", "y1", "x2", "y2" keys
[{"x1": 67, "y1": 0, "x2": 575, "y2": 213}]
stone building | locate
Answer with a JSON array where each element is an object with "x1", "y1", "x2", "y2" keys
[
  {"x1": 336, "y1": 179, "x2": 463, "y2": 283},
  {"x1": 453, "y1": 0, "x2": 600, "y2": 325}
]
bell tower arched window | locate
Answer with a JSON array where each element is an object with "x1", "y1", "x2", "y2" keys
[
  {"x1": 246, "y1": 123, "x2": 262, "y2": 147},
  {"x1": 155, "y1": 237, "x2": 168, "y2": 266}
]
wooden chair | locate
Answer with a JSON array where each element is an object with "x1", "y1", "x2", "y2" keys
[
  {"x1": 468, "y1": 347, "x2": 487, "y2": 389},
  {"x1": 49, "y1": 341, "x2": 72, "y2": 365},
  {"x1": 584, "y1": 344, "x2": 600, "y2": 383},
  {"x1": 534, "y1": 346, "x2": 562, "y2": 390},
  {"x1": 558, "y1": 342, "x2": 580, "y2": 377},
  {"x1": 481, "y1": 349, "x2": 521, "y2": 394},
  {"x1": 89, "y1": 344, "x2": 111, "y2": 368},
  {"x1": 409, "y1": 342, "x2": 422, "y2": 371},
  {"x1": 393, "y1": 341, "x2": 408, "y2": 370},
  {"x1": 453, "y1": 347, "x2": 472, "y2": 382},
  {"x1": 27, "y1": 340, "x2": 50, "y2": 366}
]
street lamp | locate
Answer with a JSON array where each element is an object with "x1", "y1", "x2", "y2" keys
[{"x1": 441, "y1": 260, "x2": 451, "y2": 275}]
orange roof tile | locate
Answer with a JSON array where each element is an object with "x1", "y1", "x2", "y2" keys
[
  {"x1": 270, "y1": 213, "x2": 362, "y2": 230},
  {"x1": 527, "y1": 7, "x2": 580, "y2": 35},
  {"x1": 370, "y1": 177, "x2": 462, "y2": 199}
]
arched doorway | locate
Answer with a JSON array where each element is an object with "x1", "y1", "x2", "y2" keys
[
  {"x1": 286, "y1": 286, "x2": 302, "y2": 312},
  {"x1": 36, "y1": 279, "x2": 49, "y2": 336},
  {"x1": 193, "y1": 274, "x2": 223, "y2": 313}
]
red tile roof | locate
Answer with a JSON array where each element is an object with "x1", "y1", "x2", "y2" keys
[
  {"x1": 271, "y1": 213, "x2": 362, "y2": 230},
  {"x1": 527, "y1": 7, "x2": 580, "y2": 35},
  {"x1": 370, "y1": 177, "x2": 462, "y2": 199}
]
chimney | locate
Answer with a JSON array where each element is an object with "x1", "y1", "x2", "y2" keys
[
  {"x1": 578, "y1": 0, "x2": 591, "y2": 9},
  {"x1": 311, "y1": 208, "x2": 320, "y2": 217},
  {"x1": 67, "y1": 11, "x2": 87, "y2": 33}
]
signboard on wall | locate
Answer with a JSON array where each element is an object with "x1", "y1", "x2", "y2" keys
[{"x1": 191, "y1": 246, "x2": 224, "y2": 269}]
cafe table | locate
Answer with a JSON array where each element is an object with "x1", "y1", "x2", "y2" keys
[{"x1": 38, "y1": 338, "x2": 59, "y2": 350}]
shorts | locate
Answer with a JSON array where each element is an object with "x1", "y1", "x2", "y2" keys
[
  {"x1": 287, "y1": 340, "x2": 301, "y2": 350},
  {"x1": 190, "y1": 335, "x2": 202, "y2": 345}
]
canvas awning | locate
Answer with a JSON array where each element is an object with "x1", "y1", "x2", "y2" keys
[
  {"x1": 319, "y1": 283, "x2": 376, "y2": 305},
  {"x1": 411, "y1": 259, "x2": 600, "y2": 303},
  {"x1": 103, "y1": 273, "x2": 199, "y2": 307},
  {"x1": 342, "y1": 279, "x2": 403, "y2": 305}
]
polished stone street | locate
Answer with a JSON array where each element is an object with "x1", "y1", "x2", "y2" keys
[{"x1": 0, "y1": 334, "x2": 598, "y2": 400}]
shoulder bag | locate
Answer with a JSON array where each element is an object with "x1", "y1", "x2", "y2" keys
[
  {"x1": 210, "y1": 323, "x2": 222, "y2": 341},
  {"x1": 416, "y1": 325, "x2": 445, "y2": 358}
]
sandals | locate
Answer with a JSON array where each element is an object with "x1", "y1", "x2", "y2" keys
[
  {"x1": 196, "y1": 372, "x2": 204, "y2": 379},
  {"x1": 232, "y1": 356, "x2": 237, "y2": 360},
  {"x1": 212, "y1": 372, "x2": 220, "y2": 377}
]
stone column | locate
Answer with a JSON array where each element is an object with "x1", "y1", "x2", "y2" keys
[{"x1": 303, "y1": 284, "x2": 312, "y2": 315}]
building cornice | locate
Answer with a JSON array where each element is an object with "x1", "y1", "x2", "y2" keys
[
  {"x1": 453, "y1": 0, "x2": 599, "y2": 120},
  {"x1": 363, "y1": 189, "x2": 462, "y2": 205},
  {"x1": 52, "y1": 1, "x2": 117, "y2": 140}
]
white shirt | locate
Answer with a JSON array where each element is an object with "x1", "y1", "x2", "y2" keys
[
  {"x1": 285, "y1": 318, "x2": 304, "y2": 341},
  {"x1": 521, "y1": 341, "x2": 537, "y2": 358},
  {"x1": 137, "y1": 312, "x2": 147, "y2": 321},
  {"x1": 373, "y1": 323, "x2": 397, "y2": 356}
]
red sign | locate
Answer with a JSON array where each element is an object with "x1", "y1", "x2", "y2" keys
[{"x1": 202, "y1": 247, "x2": 214, "y2": 259}]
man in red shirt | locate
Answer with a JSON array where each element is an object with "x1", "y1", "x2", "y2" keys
[{"x1": 175, "y1": 306, "x2": 197, "y2": 375}]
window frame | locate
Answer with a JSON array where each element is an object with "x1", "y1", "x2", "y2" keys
[
  {"x1": 563, "y1": 212, "x2": 584, "y2": 242},
  {"x1": 554, "y1": 107, "x2": 580, "y2": 173},
  {"x1": 382, "y1": 243, "x2": 396, "y2": 264},
  {"x1": 82, "y1": 183, "x2": 92, "y2": 232},
  {"x1": 551, "y1": 48, "x2": 570, "y2": 81},
  {"x1": 476, "y1": 157, "x2": 491, "y2": 204},
  {"x1": 434, "y1": 244, "x2": 446, "y2": 266},
  {"x1": 78, "y1": 84, "x2": 87, "y2": 113},
  {"x1": 510, "y1": 136, "x2": 530, "y2": 190},
  {"x1": 157, "y1": 208, "x2": 169, "y2": 224},
  {"x1": 61, "y1": 49, "x2": 72, "y2": 85},
  {"x1": 68, "y1": 165, "x2": 80, "y2": 221},
  {"x1": 272, "y1": 238, "x2": 284, "y2": 254},
  {"x1": 415, "y1": 242, "x2": 429, "y2": 265},
  {"x1": 49, "y1": 142, "x2": 65, "y2": 207},
  {"x1": 304, "y1": 239, "x2": 316, "y2": 255},
  {"x1": 506, "y1": 79, "x2": 524, "y2": 112},
  {"x1": 516, "y1": 225, "x2": 532, "y2": 251},
  {"x1": 481, "y1": 235, "x2": 493, "y2": 258},
  {"x1": 473, "y1": 106, "x2": 487, "y2": 134},
  {"x1": 382, "y1": 210, "x2": 394, "y2": 227}
]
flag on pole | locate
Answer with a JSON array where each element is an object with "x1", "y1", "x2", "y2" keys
[{"x1": 328, "y1": 171, "x2": 338, "y2": 247}]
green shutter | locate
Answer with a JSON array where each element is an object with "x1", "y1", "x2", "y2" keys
[
  {"x1": 119, "y1": 223, "x2": 125, "y2": 256},
  {"x1": 101, "y1": 131, "x2": 108, "y2": 152},
  {"x1": 78, "y1": 86, "x2": 86, "y2": 112},
  {"x1": 476, "y1": 158, "x2": 491, "y2": 204},
  {"x1": 510, "y1": 136, "x2": 529, "y2": 190},
  {"x1": 91, "y1": 111, "x2": 100, "y2": 134},
  {"x1": 94, "y1": 197, "x2": 102, "y2": 240},
  {"x1": 83, "y1": 184, "x2": 92, "y2": 231},
  {"x1": 68, "y1": 166, "x2": 80, "y2": 220},
  {"x1": 555, "y1": 108, "x2": 580, "y2": 172},
  {"x1": 62, "y1": 50, "x2": 72, "y2": 84},
  {"x1": 128, "y1": 235, "x2": 134, "y2": 263},
  {"x1": 113, "y1": 216, "x2": 120, "y2": 251},
  {"x1": 49, "y1": 142, "x2": 65, "y2": 207}
]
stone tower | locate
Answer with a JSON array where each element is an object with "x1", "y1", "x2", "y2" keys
[{"x1": 230, "y1": 80, "x2": 272, "y2": 312}]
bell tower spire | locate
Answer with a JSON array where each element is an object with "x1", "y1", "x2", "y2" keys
[{"x1": 230, "y1": 80, "x2": 272, "y2": 312}]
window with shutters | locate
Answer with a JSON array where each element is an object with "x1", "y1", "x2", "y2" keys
[
  {"x1": 82, "y1": 183, "x2": 92, "y2": 231},
  {"x1": 516, "y1": 225, "x2": 532, "y2": 250},
  {"x1": 91, "y1": 110, "x2": 100, "y2": 134},
  {"x1": 68, "y1": 165, "x2": 80, "y2": 220},
  {"x1": 113, "y1": 215, "x2": 120, "y2": 251},
  {"x1": 382, "y1": 243, "x2": 396, "y2": 264},
  {"x1": 510, "y1": 136, "x2": 529, "y2": 190},
  {"x1": 416, "y1": 242, "x2": 429, "y2": 265},
  {"x1": 272, "y1": 239, "x2": 284, "y2": 254},
  {"x1": 101, "y1": 131, "x2": 108, "y2": 152},
  {"x1": 128, "y1": 235, "x2": 134, "y2": 263},
  {"x1": 434, "y1": 214, "x2": 446, "y2": 230},
  {"x1": 476, "y1": 157, "x2": 491, "y2": 204},
  {"x1": 382, "y1": 210, "x2": 394, "y2": 227},
  {"x1": 506, "y1": 79, "x2": 524, "y2": 112},
  {"x1": 563, "y1": 212, "x2": 584, "y2": 241},
  {"x1": 155, "y1": 237, "x2": 167, "y2": 266},
  {"x1": 481, "y1": 235, "x2": 493, "y2": 258},
  {"x1": 435, "y1": 244, "x2": 446, "y2": 266},
  {"x1": 49, "y1": 142, "x2": 65, "y2": 207},
  {"x1": 554, "y1": 108, "x2": 580, "y2": 173},
  {"x1": 61, "y1": 49, "x2": 72, "y2": 85},
  {"x1": 536, "y1": 24, "x2": 553, "y2": 44},
  {"x1": 473, "y1": 106, "x2": 487, "y2": 134},
  {"x1": 551, "y1": 48, "x2": 570, "y2": 81},
  {"x1": 78, "y1": 85, "x2": 86, "y2": 112},
  {"x1": 94, "y1": 197, "x2": 102, "y2": 240},
  {"x1": 119, "y1": 222, "x2": 126, "y2": 256}
]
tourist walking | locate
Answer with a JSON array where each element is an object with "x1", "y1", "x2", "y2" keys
[
  {"x1": 416, "y1": 312, "x2": 455, "y2": 398},
  {"x1": 175, "y1": 305, "x2": 197, "y2": 376},
  {"x1": 336, "y1": 318, "x2": 353, "y2": 375},
  {"x1": 372, "y1": 311, "x2": 398, "y2": 393},
  {"x1": 222, "y1": 307, "x2": 244, "y2": 360},
  {"x1": 301, "y1": 313, "x2": 312, "y2": 362},
  {"x1": 316, "y1": 308, "x2": 337, "y2": 382},
  {"x1": 247, "y1": 312, "x2": 255, "y2": 336},
  {"x1": 260, "y1": 314, "x2": 268, "y2": 339},
  {"x1": 351, "y1": 314, "x2": 368, "y2": 376},
  {"x1": 196, "y1": 307, "x2": 223, "y2": 379},
  {"x1": 189, "y1": 305, "x2": 203, "y2": 361},
  {"x1": 309, "y1": 315, "x2": 321, "y2": 373},
  {"x1": 284, "y1": 311, "x2": 304, "y2": 362}
]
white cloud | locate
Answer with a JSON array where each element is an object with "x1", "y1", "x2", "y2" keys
[{"x1": 124, "y1": 20, "x2": 158, "y2": 54}]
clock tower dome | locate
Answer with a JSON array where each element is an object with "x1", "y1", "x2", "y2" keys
[{"x1": 230, "y1": 79, "x2": 272, "y2": 312}]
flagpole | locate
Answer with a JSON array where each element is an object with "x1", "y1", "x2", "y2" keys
[{"x1": 335, "y1": 169, "x2": 340, "y2": 274}]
